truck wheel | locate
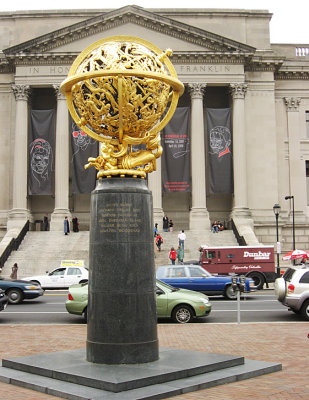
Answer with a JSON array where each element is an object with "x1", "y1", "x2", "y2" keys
[
  {"x1": 224, "y1": 285, "x2": 237, "y2": 300},
  {"x1": 300, "y1": 300, "x2": 309, "y2": 321},
  {"x1": 247, "y1": 272, "x2": 265, "y2": 290}
]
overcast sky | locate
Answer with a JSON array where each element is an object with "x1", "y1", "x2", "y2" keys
[{"x1": 0, "y1": 0, "x2": 308, "y2": 44}]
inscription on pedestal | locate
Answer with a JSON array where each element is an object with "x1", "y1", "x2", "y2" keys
[{"x1": 98, "y1": 203, "x2": 142, "y2": 233}]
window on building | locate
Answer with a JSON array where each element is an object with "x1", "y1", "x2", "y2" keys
[
  {"x1": 306, "y1": 111, "x2": 309, "y2": 138},
  {"x1": 306, "y1": 161, "x2": 309, "y2": 205}
]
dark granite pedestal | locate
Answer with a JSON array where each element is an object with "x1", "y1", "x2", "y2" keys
[
  {"x1": 0, "y1": 347, "x2": 282, "y2": 400},
  {"x1": 87, "y1": 177, "x2": 158, "y2": 364}
]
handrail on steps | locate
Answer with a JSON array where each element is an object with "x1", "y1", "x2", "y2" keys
[
  {"x1": 231, "y1": 218, "x2": 247, "y2": 246},
  {"x1": 0, "y1": 220, "x2": 29, "y2": 268}
]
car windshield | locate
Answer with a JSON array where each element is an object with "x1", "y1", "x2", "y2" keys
[
  {"x1": 49, "y1": 268, "x2": 66, "y2": 276},
  {"x1": 283, "y1": 268, "x2": 296, "y2": 282},
  {"x1": 156, "y1": 279, "x2": 180, "y2": 292}
]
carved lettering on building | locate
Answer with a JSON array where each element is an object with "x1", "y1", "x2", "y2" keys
[{"x1": 176, "y1": 64, "x2": 237, "y2": 74}]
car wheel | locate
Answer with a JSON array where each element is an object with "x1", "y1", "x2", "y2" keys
[
  {"x1": 83, "y1": 307, "x2": 88, "y2": 323},
  {"x1": 247, "y1": 272, "x2": 265, "y2": 290},
  {"x1": 7, "y1": 289, "x2": 23, "y2": 304},
  {"x1": 224, "y1": 285, "x2": 237, "y2": 300},
  {"x1": 79, "y1": 280, "x2": 88, "y2": 284},
  {"x1": 300, "y1": 300, "x2": 309, "y2": 321},
  {"x1": 172, "y1": 305, "x2": 194, "y2": 324}
]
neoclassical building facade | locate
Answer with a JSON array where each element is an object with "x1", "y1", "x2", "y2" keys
[{"x1": 0, "y1": 6, "x2": 308, "y2": 249}]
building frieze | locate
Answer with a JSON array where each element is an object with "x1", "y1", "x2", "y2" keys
[{"x1": 3, "y1": 5, "x2": 255, "y2": 58}]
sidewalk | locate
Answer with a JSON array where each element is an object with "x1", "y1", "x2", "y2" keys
[{"x1": 0, "y1": 322, "x2": 308, "y2": 399}]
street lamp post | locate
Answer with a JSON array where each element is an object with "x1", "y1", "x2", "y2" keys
[
  {"x1": 285, "y1": 195, "x2": 295, "y2": 250},
  {"x1": 273, "y1": 203, "x2": 281, "y2": 277}
]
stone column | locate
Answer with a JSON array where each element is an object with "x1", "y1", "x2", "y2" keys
[
  {"x1": 188, "y1": 83, "x2": 210, "y2": 230},
  {"x1": 148, "y1": 155, "x2": 163, "y2": 225},
  {"x1": 230, "y1": 83, "x2": 251, "y2": 217},
  {"x1": 50, "y1": 85, "x2": 71, "y2": 231},
  {"x1": 284, "y1": 97, "x2": 306, "y2": 218},
  {"x1": 7, "y1": 85, "x2": 31, "y2": 230}
]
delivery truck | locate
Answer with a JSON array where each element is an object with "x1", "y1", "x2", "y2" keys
[{"x1": 199, "y1": 245, "x2": 276, "y2": 289}]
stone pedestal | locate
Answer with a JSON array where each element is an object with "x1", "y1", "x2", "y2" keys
[{"x1": 86, "y1": 177, "x2": 159, "y2": 364}]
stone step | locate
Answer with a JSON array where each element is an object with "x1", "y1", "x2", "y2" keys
[{"x1": 0, "y1": 347, "x2": 281, "y2": 400}]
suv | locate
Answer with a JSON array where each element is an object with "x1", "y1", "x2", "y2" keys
[{"x1": 275, "y1": 267, "x2": 309, "y2": 320}]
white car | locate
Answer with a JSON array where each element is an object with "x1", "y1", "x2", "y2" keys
[{"x1": 23, "y1": 266, "x2": 89, "y2": 289}]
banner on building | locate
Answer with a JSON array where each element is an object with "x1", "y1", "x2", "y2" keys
[
  {"x1": 161, "y1": 107, "x2": 191, "y2": 192},
  {"x1": 71, "y1": 119, "x2": 98, "y2": 194},
  {"x1": 206, "y1": 108, "x2": 233, "y2": 194},
  {"x1": 28, "y1": 110, "x2": 55, "y2": 195}
]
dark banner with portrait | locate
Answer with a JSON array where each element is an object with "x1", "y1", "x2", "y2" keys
[
  {"x1": 206, "y1": 108, "x2": 233, "y2": 194},
  {"x1": 28, "y1": 110, "x2": 55, "y2": 195},
  {"x1": 71, "y1": 119, "x2": 98, "y2": 194},
  {"x1": 161, "y1": 107, "x2": 191, "y2": 192}
]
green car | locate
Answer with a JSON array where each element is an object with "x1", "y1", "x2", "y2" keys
[{"x1": 65, "y1": 279, "x2": 212, "y2": 324}]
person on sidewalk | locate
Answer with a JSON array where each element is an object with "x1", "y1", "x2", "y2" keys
[
  {"x1": 177, "y1": 246, "x2": 184, "y2": 264},
  {"x1": 169, "y1": 219, "x2": 174, "y2": 232},
  {"x1": 43, "y1": 214, "x2": 49, "y2": 231},
  {"x1": 178, "y1": 230, "x2": 186, "y2": 250},
  {"x1": 169, "y1": 247, "x2": 177, "y2": 265},
  {"x1": 10, "y1": 263, "x2": 18, "y2": 280}
]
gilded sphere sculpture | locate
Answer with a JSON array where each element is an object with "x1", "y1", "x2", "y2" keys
[{"x1": 61, "y1": 35, "x2": 184, "y2": 178}]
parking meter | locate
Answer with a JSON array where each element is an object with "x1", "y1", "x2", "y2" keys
[
  {"x1": 231, "y1": 276, "x2": 238, "y2": 292},
  {"x1": 239, "y1": 275, "x2": 246, "y2": 293}
]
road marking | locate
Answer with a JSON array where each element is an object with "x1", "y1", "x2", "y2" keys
[
  {"x1": 3, "y1": 312, "x2": 69, "y2": 314},
  {"x1": 213, "y1": 309, "x2": 287, "y2": 312}
]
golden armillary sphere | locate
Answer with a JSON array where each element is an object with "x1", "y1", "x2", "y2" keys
[{"x1": 61, "y1": 35, "x2": 184, "y2": 179}]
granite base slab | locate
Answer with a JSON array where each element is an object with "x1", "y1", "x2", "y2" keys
[{"x1": 0, "y1": 347, "x2": 282, "y2": 400}]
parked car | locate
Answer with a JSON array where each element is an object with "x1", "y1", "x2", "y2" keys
[
  {"x1": 156, "y1": 265, "x2": 256, "y2": 299},
  {"x1": 23, "y1": 266, "x2": 89, "y2": 289},
  {"x1": 275, "y1": 266, "x2": 309, "y2": 320},
  {"x1": 0, "y1": 288, "x2": 8, "y2": 311},
  {"x1": 0, "y1": 278, "x2": 44, "y2": 304},
  {"x1": 65, "y1": 279, "x2": 212, "y2": 324}
]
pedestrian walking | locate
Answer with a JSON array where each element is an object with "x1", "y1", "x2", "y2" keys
[
  {"x1": 169, "y1": 247, "x2": 177, "y2": 265},
  {"x1": 64, "y1": 216, "x2": 70, "y2": 235},
  {"x1": 177, "y1": 246, "x2": 184, "y2": 264},
  {"x1": 156, "y1": 233, "x2": 163, "y2": 251},
  {"x1": 10, "y1": 263, "x2": 18, "y2": 280},
  {"x1": 154, "y1": 223, "x2": 158, "y2": 237},
  {"x1": 178, "y1": 230, "x2": 186, "y2": 250}
]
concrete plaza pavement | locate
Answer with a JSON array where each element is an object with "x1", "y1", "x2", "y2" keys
[{"x1": 0, "y1": 322, "x2": 308, "y2": 399}]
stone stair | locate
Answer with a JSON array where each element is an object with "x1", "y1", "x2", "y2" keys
[
  {"x1": 0, "y1": 229, "x2": 238, "y2": 279},
  {"x1": 1, "y1": 231, "x2": 89, "y2": 279},
  {"x1": 154, "y1": 229, "x2": 238, "y2": 266}
]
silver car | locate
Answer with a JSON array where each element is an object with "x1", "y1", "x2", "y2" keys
[{"x1": 275, "y1": 266, "x2": 309, "y2": 320}]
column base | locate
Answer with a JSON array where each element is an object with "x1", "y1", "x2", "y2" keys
[
  {"x1": 7, "y1": 208, "x2": 30, "y2": 231},
  {"x1": 231, "y1": 207, "x2": 252, "y2": 219},
  {"x1": 50, "y1": 209, "x2": 71, "y2": 231},
  {"x1": 153, "y1": 208, "x2": 164, "y2": 228},
  {"x1": 189, "y1": 208, "x2": 210, "y2": 231}
]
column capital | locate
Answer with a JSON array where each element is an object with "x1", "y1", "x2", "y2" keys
[
  {"x1": 53, "y1": 84, "x2": 66, "y2": 100},
  {"x1": 12, "y1": 84, "x2": 30, "y2": 101},
  {"x1": 188, "y1": 83, "x2": 207, "y2": 99},
  {"x1": 229, "y1": 83, "x2": 247, "y2": 99},
  {"x1": 284, "y1": 97, "x2": 301, "y2": 111}
]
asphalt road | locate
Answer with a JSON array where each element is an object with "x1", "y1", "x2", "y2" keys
[{"x1": 0, "y1": 289, "x2": 306, "y2": 325}]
